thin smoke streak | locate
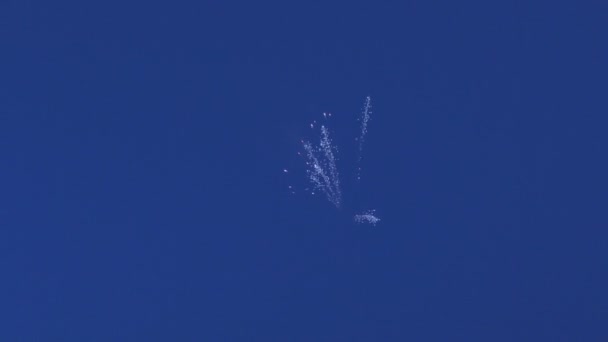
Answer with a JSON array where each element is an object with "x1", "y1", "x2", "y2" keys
[{"x1": 356, "y1": 96, "x2": 372, "y2": 181}]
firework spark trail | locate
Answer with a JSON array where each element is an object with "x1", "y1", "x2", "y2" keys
[
  {"x1": 302, "y1": 137, "x2": 342, "y2": 208},
  {"x1": 356, "y1": 96, "x2": 372, "y2": 181},
  {"x1": 319, "y1": 125, "x2": 341, "y2": 204},
  {"x1": 302, "y1": 141, "x2": 334, "y2": 203}
]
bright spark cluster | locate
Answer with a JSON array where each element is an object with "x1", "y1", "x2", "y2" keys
[{"x1": 354, "y1": 210, "x2": 381, "y2": 226}]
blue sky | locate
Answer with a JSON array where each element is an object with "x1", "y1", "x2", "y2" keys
[{"x1": 2, "y1": 1, "x2": 607, "y2": 340}]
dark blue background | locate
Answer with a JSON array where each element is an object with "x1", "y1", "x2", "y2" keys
[{"x1": 2, "y1": 1, "x2": 607, "y2": 340}]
